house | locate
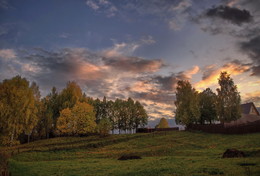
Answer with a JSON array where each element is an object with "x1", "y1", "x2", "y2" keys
[
  {"x1": 224, "y1": 102, "x2": 260, "y2": 127},
  {"x1": 241, "y1": 102, "x2": 260, "y2": 116}
]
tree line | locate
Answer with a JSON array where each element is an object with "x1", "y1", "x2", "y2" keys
[
  {"x1": 175, "y1": 72, "x2": 241, "y2": 126},
  {"x1": 0, "y1": 76, "x2": 148, "y2": 146}
]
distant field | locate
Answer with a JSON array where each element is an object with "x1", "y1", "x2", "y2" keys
[{"x1": 2, "y1": 131, "x2": 260, "y2": 176}]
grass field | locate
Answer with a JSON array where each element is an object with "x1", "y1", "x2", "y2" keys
[{"x1": 2, "y1": 131, "x2": 260, "y2": 176}]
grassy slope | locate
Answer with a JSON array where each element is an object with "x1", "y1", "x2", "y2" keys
[{"x1": 3, "y1": 131, "x2": 260, "y2": 176}]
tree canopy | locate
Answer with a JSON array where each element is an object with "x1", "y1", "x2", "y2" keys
[
  {"x1": 199, "y1": 88, "x2": 217, "y2": 124},
  {"x1": 216, "y1": 72, "x2": 241, "y2": 123},
  {"x1": 175, "y1": 80, "x2": 200, "y2": 126},
  {"x1": 0, "y1": 75, "x2": 148, "y2": 145},
  {"x1": 0, "y1": 76, "x2": 38, "y2": 145},
  {"x1": 97, "y1": 118, "x2": 111, "y2": 137},
  {"x1": 175, "y1": 72, "x2": 242, "y2": 126},
  {"x1": 57, "y1": 102, "x2": 97, "y2": 135},
  {"x1": 155, "y1": 118, "x2": 169, "y2": 128}
]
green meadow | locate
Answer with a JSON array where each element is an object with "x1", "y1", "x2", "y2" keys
[{"x1": 2, "y1": 131, "x2": 260, "y2": 176}]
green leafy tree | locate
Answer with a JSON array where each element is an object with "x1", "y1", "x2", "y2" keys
[
  {"x1": 199, "y1": 88, "x2": 217, "y2": 124},
  {"x1": 107, "y1": 100, "x2": 116, "y2": 134},
  {"x1": 134, "y1": 101, "x2": 148, "y2": 131},
  {"x1": 119, "y1": 100, "x2": 128, "y2": 133},
  {"x1": 127, "y1": 98, "x2": 135, "y2": 133},
  {"x1": 216, "y1": 72, "x2": 241, "y2": 123},
  {"x1": 175, "y1": 80, "x2": 200, "y2": 126},
  {"x1": 37, "y1": 98, "x2": 54, "y2": 139},
  {"x1": 47, "y1": 82, "x2": 82, "y2": 135},
  {"x1": 93, "y1": 98, "x2": 102, "y2": 123},
  {"x1": 90, "y1": 97, "x2": 148, "y2": 134},
  {"x1": 97, "y1": 118, "x2": 111, "y2": 137},
  {"x1": 44, "y1": 87, "x2": 60, "y2": 136},
  {"x1": 155, "y1": 118, "x2": 169, "y2": 128},
  {"x1": 113, "y1": 99, "x2": 122, "y2": 133},
  {"x1": 101, "y1": 96, "x2": 108, "y2": 119},
  {"x1": 0, "y1": 76, "x2": 38, "y2": 146}
]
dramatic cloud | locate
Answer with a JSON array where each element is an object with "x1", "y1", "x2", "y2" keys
[
  {"x1": 240, "y1": 35, "x2": 260, "y2": 76},
  {"x1": 198, "y1": 1, "x2": 260, "y2": 78},
  {"x1": 103, "y1": 36, "x2": 156, "y2": 57},
  {"x1": 86, "y1": 0, "x2": 99, "y2": 10},
  {"x1": 205, "y1": 5, "x2": 253, "y2": 25},
  {"x1": 226, "y1": 0, "x2": 240, "y2": 7},
  {"x1": 153, "y1": 74, "x2": 179, "y2": 92},
  {"x1": 0, "y1": 48, "x2": 109, "y2": 94},
  {"x1": 195, "y1": 61, "x2": 250, "y2": 89},
  {"x1": 240, "y1": 36, "x2": 260, "y2": 60},
  {"x1": 103, "y1": 57, "x2": 164, "y2": 74},
  {"x1": 235, "y1": 0, "x2": 260, "y2": 12},
  {"x1": 86, "y1": 0, "x2": 118, "y2": 17},
  {"x1": 101, "y1": 37, "x2": 162, "y2": 74},
  {"x1": 142, "y1": 100, "x2": 174, "y2": 120},
  {"x1": 0, "y1": 49, "x2": 16, "y2": 59},
  {"x1": 129, "y1": 80, "x2": 155, "y2": 93},
  {"x1": 0, "y1": 46, "x2": 204, "y2": 119},
  {"x1": 1, "y1": 0, "x2": 260, "y2": 122},
  {"x1": 196, "y1": 1, "x2": 258, "y2": 37},
  {"x1": 138, "y1": 99, "x2": 174, "y2": 120},
  {"x1": 182, "y1": 66, "x2": 200, "y2": 79},
  {"x1": 0, "y1": 47, "x2": 176, "y2": 119},
  {"x1": 172, "y1": 0, "x2": 192, "y2": 11},
  {"x1": 167, "y1": 0, "x2": 192, "y2": 30},
  {"x1": 244, "y1": 91, "x2": 260, "y2": 106},
  {"x1": 97, "y1": 0, "x2": 194, "y2": 30},
  {"x1": 132, "y1": 91, "x2": 175, "y2": 105},
  {"x1": 154, "y1": 66, "x2": 199, "y2": 91}
]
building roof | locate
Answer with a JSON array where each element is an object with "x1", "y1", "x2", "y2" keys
[
  {"x1": 224, "y1": 114, "x2": 260, "y2": 127},
  {"x1": 241, "y1": 102, "x2": 260, "y2": 115}
]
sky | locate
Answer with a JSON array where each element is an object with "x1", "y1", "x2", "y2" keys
[{"x1": 0, "y1": 0, "x2": 260, "y2": 121}]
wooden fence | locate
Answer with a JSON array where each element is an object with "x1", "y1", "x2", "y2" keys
[
  {"x1": 187, "y1": 120, "x2": 260, "y2": 134},
  {"x1": 136, "y1": 127, "x2": 179, "y2": 133}
]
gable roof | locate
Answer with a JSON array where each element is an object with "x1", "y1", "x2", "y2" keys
[{"x1": 241, "y1": 102, "x2": 260, "y2": 115}]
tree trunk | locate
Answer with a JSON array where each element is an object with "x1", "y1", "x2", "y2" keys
[
  {"x1": 10, "y1": 134, "x2": 14, "y2": 147},
  {"x1": 10, "y1": 128, "x2": 15, "y2": 147},
  {"x1": 27, "y1": 134, "x2": 30, "y2": 143}
]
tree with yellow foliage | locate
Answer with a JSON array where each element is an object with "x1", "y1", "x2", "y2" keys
[
  {"x1": 56, "y1": 108, "x2": 73, "y2": 135},
  {"x1": 57, "y1": 102, "x2": 96, "y2": 136},
  {"x1": 0, "y1": 76, "x2": 38, "y2": 146},
  {"x1": 72, "y1": 102, "x2": 96, "y2": 135},
  {"x1": 155, "y1": 118, "x2": 169, "y2": 128}
]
